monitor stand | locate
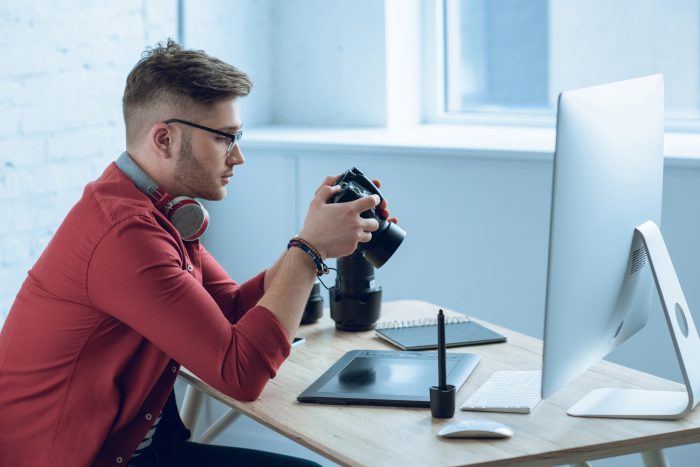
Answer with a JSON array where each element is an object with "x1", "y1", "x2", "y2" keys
[{"x1": 568, "y1": 220, "x2": 700, "y2": 419}]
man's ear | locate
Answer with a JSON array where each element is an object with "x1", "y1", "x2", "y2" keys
[{"x1": 150, "y1": 123, "x2": 175, "y2": 159}]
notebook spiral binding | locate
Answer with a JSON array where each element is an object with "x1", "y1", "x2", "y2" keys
[{"x1": 376, "y1": 315, "x2": 471, "y2": 330}]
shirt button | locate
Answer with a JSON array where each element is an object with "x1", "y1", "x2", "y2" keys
[
  {"x1": 187, "y1": 264, "x2": 193, "y2": 272},
  {"x1": 116, "y1": 456, "x2": 123, "y2": 464},
  {"x1": 145, "y1": 413, "x2": 152, "y2": 421},
  {"x1": 171, "y1": 365, "x2": 178, "y2": 373}
]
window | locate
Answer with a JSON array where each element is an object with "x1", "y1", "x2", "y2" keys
[{"x1": 437, "y1": 0, "x2": 700, "y2": 129}]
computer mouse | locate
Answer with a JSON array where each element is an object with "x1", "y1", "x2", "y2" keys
[{"x1": 438, "y1": 419, "x2": 513, "y2": 439}]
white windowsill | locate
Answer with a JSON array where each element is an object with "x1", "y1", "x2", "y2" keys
[{"x1": 244, "y1": 124, "x2": 700, "y2": 168}]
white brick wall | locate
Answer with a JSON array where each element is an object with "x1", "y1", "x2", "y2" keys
[{"x1": 0, "y1": 0, "x2": 177, "y2": 324}]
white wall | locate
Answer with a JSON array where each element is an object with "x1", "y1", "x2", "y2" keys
[
  {"x1": 185, "y1": 0, "x2": 422, "y2": 127},
  {"x1": 0, "y1": 0, "x2": 177, "y2": 319},
  {"x1": 268, "y1": 0, "x2": 389, "y2": 126},
  {"x1": 183, "y1": 0, "x2": 274, "y2": 126}
]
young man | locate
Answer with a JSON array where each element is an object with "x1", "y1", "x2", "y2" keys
[{"x1": 0, "y1": 40, "x2": 395, "y2": 466}]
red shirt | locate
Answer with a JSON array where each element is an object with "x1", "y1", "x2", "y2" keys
[{"x1": 0, "y1": 162, "x2": 291, "y2": 466}]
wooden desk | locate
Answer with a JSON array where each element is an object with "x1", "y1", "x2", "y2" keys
[{"x1": 178, "y1": 300, "x2": 700, "y2": 466}]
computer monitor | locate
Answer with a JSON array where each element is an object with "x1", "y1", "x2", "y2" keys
[{"x1": 541, "y1": 74, "x2": 700, "y2": 419}]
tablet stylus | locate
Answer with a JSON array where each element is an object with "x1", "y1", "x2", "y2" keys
[
  {"x1": 430, "y1": 308, "x2": 455, "y2": 418},
  {"x1": 438, "y1": 309, "x2": 446, "y2": 390}
]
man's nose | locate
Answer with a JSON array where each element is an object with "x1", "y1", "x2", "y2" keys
[{"x1": 227, "y1": 144, "x2": 245, "y2": 166}]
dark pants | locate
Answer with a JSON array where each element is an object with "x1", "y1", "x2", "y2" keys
[
  {"x1": 128, "y1": 391, "x2": 322, "y2": 467},
  {"x1": 128, "y1": 440, "x2": 322, "y2": 467}
]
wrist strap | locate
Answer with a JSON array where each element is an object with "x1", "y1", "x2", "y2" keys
[{"x1": 288, "y1": 237, "x2": 329, "y2": 276}]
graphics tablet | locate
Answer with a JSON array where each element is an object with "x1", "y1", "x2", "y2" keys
[{"x1": 297, "y1": 349, "x2": 480, "y2": 407}]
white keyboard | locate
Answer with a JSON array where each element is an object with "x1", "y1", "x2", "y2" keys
[{"x1": 461, "y1": 370, "x2": 542, "y2": 414}]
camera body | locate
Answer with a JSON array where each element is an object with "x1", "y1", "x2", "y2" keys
[
  {"x1": 328, "y1": 167, "x2": 406, "y2": 268},
  {"x1": 330, "y1": 167, "x2": 384, "y2": 209}
]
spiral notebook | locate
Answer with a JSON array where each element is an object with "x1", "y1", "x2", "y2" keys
[{"x1": 375, "y1": 316, "x2": 506, "y2": 351}]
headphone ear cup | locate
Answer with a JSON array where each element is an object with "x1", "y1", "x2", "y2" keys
[{"x1": 167, "y1": 197, "x2": 209, "y2": 241}]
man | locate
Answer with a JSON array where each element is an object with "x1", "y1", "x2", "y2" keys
[{"x1": 0, "y1": 40, "x2": 396, "y2": 466}]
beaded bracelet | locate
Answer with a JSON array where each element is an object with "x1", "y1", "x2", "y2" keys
[
  {"x1": 287, "y1": 237, "x2": 330, "y2": 276},
  {"x1": 292, "y1": 236, "x2": 324, "y2": 261}
]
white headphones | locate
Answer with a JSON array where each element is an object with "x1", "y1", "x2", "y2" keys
[{"x1": 115, "y1": 152, "x2": 210, "y2": 242}]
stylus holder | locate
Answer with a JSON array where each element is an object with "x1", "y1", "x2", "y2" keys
[{"x1": 429, "y1": 384, "x2": 455, "y2": 418}]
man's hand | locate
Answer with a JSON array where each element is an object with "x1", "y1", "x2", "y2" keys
[{"x1": 298, "y1": 175, "x2": 381, "y2": 259}]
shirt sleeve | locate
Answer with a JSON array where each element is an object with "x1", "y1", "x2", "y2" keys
[
  {"x1": 86, "y1": 216, "x2": 291, "y2": 401},
  {"x1": 198, "y1": 244, "x2": 267, "y2": 324}
]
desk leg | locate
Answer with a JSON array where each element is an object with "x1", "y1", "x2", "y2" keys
[
  {"x1": 196, "y1": 408, "x2": 243, "y2": 444},
  {"x1": 641, "y1": 449, "x2": 670, "y2": 467},
  {"x1": 180, "y1": 384, "x2": 205, "y2": 435}
]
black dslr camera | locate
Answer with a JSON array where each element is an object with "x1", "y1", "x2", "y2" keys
[
  {"x1": 328, "y1": 167, "x2": 406, "y2": 268},
  {"x1": 325, "y1": 167, "x2": 407, "y2": 331}
]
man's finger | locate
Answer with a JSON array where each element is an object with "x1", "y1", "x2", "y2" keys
[
  {"x1": 315, "y1": 174, "x2": 341, "y2": 195},
  {"x1": 315, "y1": 184, "x2": 340, "y2": 201},
  {"x1": 358, "y1": 231, "x2": 373, "y2": 243},
  {"x1": 351, "y1": 194, "x2": 380, "y2": 213},
  {"x1": 361, "y1": 218, "x2": 380, "y2": 232},
  {"x1": 372, "y1": 178, "x2": 382, "y2": 189}
]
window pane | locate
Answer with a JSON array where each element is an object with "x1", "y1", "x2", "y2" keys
[{"x1": 444, "y1": 0, "x2": 700, "y2": 121}]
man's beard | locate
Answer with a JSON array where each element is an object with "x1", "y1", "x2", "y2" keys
[{"x1": 173, "y1": 134, "x2": 223, "y2": 200}]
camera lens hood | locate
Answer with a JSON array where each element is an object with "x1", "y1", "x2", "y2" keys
[{"x1": 361, "y1": 220, "x2": 407, "y2": 268}]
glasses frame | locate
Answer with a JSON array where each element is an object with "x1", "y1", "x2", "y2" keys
[{"x1": 163, "y1": 118, "x2": 243, "y2": 156}]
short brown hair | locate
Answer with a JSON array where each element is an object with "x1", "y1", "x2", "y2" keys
[{"x1": 122, "y1": 39, "x2": 252, "y2": 145}]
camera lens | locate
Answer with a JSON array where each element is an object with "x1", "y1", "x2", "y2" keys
[
  {"x1": 335, "y1": 251, "x2": 376, "y2": 295},
  {"x1": 301, "y1": 279, "x2": 323, "y2": 324},
  {"x1": 359, "y1": 218, "x2": 406, "y2": 268},
  {"x1": 329, "y1": 251, "x2": 382, "y2": 331}
]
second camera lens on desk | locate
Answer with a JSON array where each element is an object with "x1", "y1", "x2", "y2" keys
[{"x1": 301, "y1": 279, "x2": 324, "y2": 324}]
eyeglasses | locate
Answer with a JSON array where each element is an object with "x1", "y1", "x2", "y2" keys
[{"x1": 163, "y1": 118, "x2": 243, "y2": 156}]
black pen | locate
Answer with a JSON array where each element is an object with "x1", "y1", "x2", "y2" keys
[
  {"x1": 438, "y1": 309, "x2": 446, "y2": 390},
  {"x1": 430, "y1": 308, "x2": 455, "y2": 418}
]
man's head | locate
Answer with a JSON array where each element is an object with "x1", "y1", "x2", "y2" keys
[{"x1": 122, "y1": 39, "x2": 251, "y2": 200}]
